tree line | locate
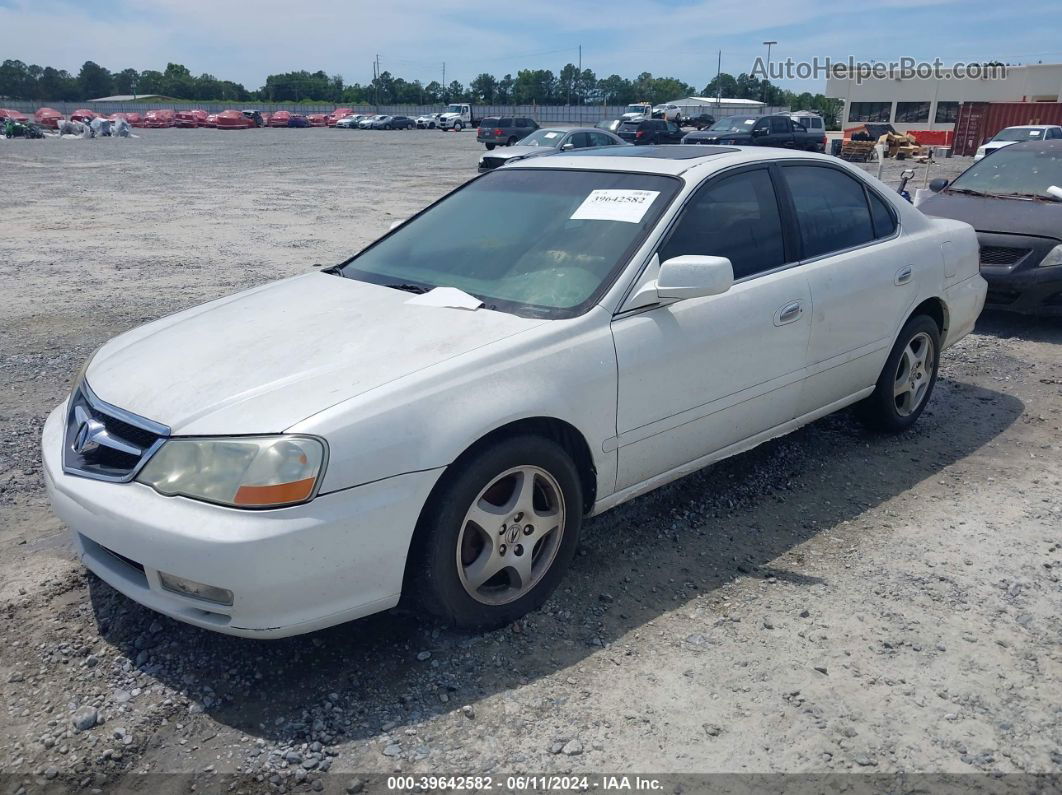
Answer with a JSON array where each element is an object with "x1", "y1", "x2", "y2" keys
[{"x1": 0, "y1": 58, "x2": 840, "y2": 124}]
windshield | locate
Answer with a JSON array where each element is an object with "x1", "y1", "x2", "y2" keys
[
  {"x1": 516, "y1": 129, "x2": 565, "y2": 147},
  {"x1": 710, "y1": 116, "x2": 757, "y2": 132},
  {"x1": 948, "y1": 145, "x2": 1062, "y2": 198},
  {"x1": 625, "y1": 104, "x2": 648, "y2": 114},
  {"x1": 336, "y1": 169, "x2": 679, "y2": 317},
  {"x1": 992, "y1": 128, "x2": 1045, "y2": 142},
  {"x1": 446, "y1": 104, "x2": 465, "y2": 113}
]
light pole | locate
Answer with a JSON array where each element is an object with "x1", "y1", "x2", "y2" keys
[{"x1": 762, "y1": 40, "x2": 777, "y2": 106}]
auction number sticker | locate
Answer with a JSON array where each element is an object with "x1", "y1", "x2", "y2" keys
[{"x1": 570, "y1": 189, "x2": 660, "y2": 224}]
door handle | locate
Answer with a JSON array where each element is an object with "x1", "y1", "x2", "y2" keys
[
  {"x1": 895, "y1": 265, "x2": 913, "y2": 285},
  {"x1": 774, "y1": 300, "x2": 804, "y2": 326}
]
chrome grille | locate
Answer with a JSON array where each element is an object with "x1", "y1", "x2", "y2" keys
[
  {"x1": 979, "y1": 246, "x2": 1030, "y2": 266},
  {"x1": 63, "y1": 382, "x2": 169, "y2": 482}
]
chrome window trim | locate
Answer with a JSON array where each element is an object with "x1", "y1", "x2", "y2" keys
[{"x1": 62, "y1": 380, "x2": 171, "y2": 483}]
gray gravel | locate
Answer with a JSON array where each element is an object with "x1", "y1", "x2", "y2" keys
[{"x1": 0, "y1": 129, "x2": 1060, "y2": 790}]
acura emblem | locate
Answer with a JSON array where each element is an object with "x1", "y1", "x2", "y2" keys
[{"x1": 72, "y1": 417, "x2": 106, "y2": 455}]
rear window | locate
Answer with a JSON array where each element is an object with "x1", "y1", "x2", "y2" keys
[{"x1": 619, "y1": 122, "x2": 641, "y2": 131}]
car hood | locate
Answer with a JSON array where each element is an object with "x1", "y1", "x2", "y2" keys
[
  {"x1": 486, "y1": 146, "x2": 554, "y2": 161},
  {"x1": 919, "y1": 192, "x2": 1062, "y2": 238},
  {"x1": 85, "y1": 273, "x2": 545, "y2": 435}
]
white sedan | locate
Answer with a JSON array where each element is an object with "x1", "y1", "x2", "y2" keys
[
  {"x1": 974, "y1": 124, "x2": 1062, "y2": 160},
  {"x1": 43, "y1": 146, "x2": 987, "y2": 637}
]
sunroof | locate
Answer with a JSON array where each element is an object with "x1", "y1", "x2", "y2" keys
[{"x1": 556, "y1": 145, "x2": 739, "y2": 160}]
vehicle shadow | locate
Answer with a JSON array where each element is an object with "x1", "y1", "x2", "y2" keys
[
  {"x1": 973, "y1": 309, "x2": 1062, "y2": 343},
  {"x1": 85, "y1": 380, "x2": 1023, "y2": 750}
]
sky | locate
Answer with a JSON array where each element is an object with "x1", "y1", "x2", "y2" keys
[{"x1": 1, "y1": 0, "x2": 1060, "y2": 94}]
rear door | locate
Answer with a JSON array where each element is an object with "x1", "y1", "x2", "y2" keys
[
  {"x1": 778, "y1": 163, "x2": 915, "y2": 415},
  {"x1": 770, "y1": 116, "x2": 795, "y2": 148}
]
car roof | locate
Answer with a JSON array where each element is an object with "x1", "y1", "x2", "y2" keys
[
  {"x1": 1002, "y1": 124, "x2": 1059, "y2": 130},
  {"x1": 509, "y1": 145, "x2": 859, "y2": 176}
]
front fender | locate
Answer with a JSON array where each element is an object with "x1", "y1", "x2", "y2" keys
[{"x1": 289, "y1": 307, "x2": 619, "y2": 503}]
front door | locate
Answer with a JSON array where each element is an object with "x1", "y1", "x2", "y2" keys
[{"x1": 611, "y1": 166, "x2": 812, "y2": 490}]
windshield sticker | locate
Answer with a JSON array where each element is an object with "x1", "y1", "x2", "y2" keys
[
  {"x1": 570, "y1": 189, "x2": 660, "y2": 224},
  {"x1": 543, "y1": 132, "x2": 560, "y2": 139},
  {"x1": 1029, "y1": 130, "x2": 1042, "y2": 136},
  {"x1": 743, "y1": 119, "x2": 754, "y2": 125}
]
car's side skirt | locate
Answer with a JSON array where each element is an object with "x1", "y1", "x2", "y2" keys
[{"x1": 588, "y1": 387, "x2": 874, "y2": 517}]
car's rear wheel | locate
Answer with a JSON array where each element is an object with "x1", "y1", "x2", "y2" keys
[
  {"x1": 412, "y1": 436, "x2": 582, "y2": 629},
  {"x1": 857, "y1": 315, "x2": 940, "y2": 432},
  {"x1": 507, "y1": 136, "x2": 518, "y2": 146},
  {"x1": 485, "y1": 143, "x2": 495, "y2": 150}
]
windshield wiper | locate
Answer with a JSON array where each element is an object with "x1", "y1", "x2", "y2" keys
[
  {"x1": 384, "y1": 283, "x2": 430, "y2": 294},
  {"x1": 994, "y1": 191, "x2": 1060, "y2": 201},
  {"x1": 945, "y1": 187, "x2": 990, "y2": 197}
]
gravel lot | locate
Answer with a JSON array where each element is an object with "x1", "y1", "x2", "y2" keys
[{"x1": 1, "y1": 129, "x2": 1060, "y2": 792}]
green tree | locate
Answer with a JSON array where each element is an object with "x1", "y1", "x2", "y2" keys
[
  {"x1": 469, "y1": 72, "x2": 497, "y2": 103},
  {"x1": 702, "y1": 72, "x2": 739, "y2": 99},
  {"x1": 496, "y1": 74, "x2": 514, "y2": 104},
  {"x1": 112, "y1": 68, "x2": 139, "y2": 95},
  {"x1": 77, "y1": 60, "x2": 113, "y2": 98}
]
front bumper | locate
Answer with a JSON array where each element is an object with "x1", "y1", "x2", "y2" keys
[
  {"x1": 43, "y1": 405, "x2": 444, "y2": 637},
  {"x1": 977, "y1": 232, "x2": 1062, "y2": 315}
]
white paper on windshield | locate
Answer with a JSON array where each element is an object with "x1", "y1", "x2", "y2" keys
[
  {"x1": 406, "y1": 286, "x2": 483, "y2": 310},
  {"x1": 1029, "y1": 130, "x2": 1042, "y2": 136},
  {"x1": 743, "y1": 119, "x2": 754, "y2": 125},
  {"x1": 544, "y1": 132, "x2": 559, "y2": 139},
  {"x1": 570, "y1": 189, "x2": 660, "y2": 224}
]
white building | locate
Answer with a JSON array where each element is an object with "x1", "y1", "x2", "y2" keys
[
  {"x1": 667, "y1": 96, "x2": 770, "y2": 118},
  {"x1": 826, "y1": 63, "x2": 1062, "y2": 132}
]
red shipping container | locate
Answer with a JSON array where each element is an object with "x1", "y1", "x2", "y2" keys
[{"x1": 953, "y1": 101, "x2": 1062, "y2": 156}]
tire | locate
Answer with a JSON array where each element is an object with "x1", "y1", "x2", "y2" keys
[
  {"x1": 507, "y1": 136, "x2": 518, "y2": 146},
  {"x1": 857, "y1": 314, "x2": 941, "y2": 432},
  {"x1": 384, "y1": 124, "x2": 392, "y2": 130},
  {"x1": 411, "y1": 435, "x2": 583, "y2": 630},
  {"x1": 429, "y1": 122, "x2": 436, "y2": 129},
  {"x1": 485, "y1": 143, "x2": 495, "y2": 150},
  {"x1": 454, "y1": 122, "x2": 464, "y2": 131}
]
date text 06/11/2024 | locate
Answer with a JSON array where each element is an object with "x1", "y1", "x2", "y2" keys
[{"x1": 385, "y1": 775, "x2": 663, "y2": 791}]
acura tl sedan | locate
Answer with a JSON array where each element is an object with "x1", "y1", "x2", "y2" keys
[{"x1": 43, "y1": 146, "x2": 986, "y2": 638}]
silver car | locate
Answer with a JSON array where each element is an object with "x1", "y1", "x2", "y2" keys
[{"x1": 477, "y1": 127, "x2": 627, "y2": 172}]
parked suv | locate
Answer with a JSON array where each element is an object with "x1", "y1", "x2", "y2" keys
[
  {"x1": 477, "y1": 117, "x2": 539, "y2": 149},
  {"x1": 616, "y1": 118, "x2": 684, "y2": 145}
]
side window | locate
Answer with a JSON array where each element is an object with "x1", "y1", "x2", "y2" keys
[
  {"x1": 770, "y1": 117, "x2": 789, "y2": 134},
  {"x1": 667, "y1": 122, "x2": 680, "y2": 134},
  {"x1": 783, "y1": 165, "x2": 876, "y2": 258},
  {"x1": 867, "y1": 190, "x2": 897, "y2": 238},
  {"x1": 567, "y1": 132, "x2": 592, "y2": 148},
  {"x1": 752, "y1": 119, "x2": 769, "y2": 133},
  {"x1": 498, "y1": 117, "x2": 512, "y2": 126},
  {"x1": 659, "y1": 168, "x2": 786, "y2": 280},
  {"x1": 589, "y1": 131, "x2": 616, "y2": 147}
]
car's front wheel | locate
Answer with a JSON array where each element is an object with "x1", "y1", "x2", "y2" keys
[
  {"x1": 857, "y1": 314, "x2": 940, "y2": 432},
  {"x1": 454, "y1": 122, "x2": 464, "y2": 131},
  {"x1": 507, "y1": 136, "x2": 518, "y2": 146},
  {"x1": 412, "y1": 436, "x2": 582, "y2": 629}
]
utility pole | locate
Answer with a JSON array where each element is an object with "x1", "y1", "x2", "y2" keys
[
  {"x1": 716, "y1": 50, "x2": 722, "y2": 110},
  {"x1": 442, "y1": 62, "x2": 446, "y2": 94},
  {"x1": 762, "y1": 41, "x2": 777, "y2": 106}
]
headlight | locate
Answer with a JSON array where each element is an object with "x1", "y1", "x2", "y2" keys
[
  {"x1": 1040, "y1": 244, "x2": 1062, "y2": 268},
  {"x1": 137, "y1": 435, "x2": 326, "y2": 508}
]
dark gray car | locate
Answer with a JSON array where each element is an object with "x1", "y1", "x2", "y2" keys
[
  {"x1": 919, "y1": 140, "x2": 1062, "y2": 315},
  {"x1": 477, "y1": 127, "x2": 628, "y2": 171},
  {"x1": 476, "y1": 116, "x2": 539, "y2": 149}
]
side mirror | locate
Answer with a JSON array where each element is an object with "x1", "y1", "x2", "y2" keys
[
  {"x1": 560, "y1": 142, "x2": 575, "y2": 150},
  {"x1": 751, "y1": 127, "x2": 768, "y2": 137},
  {"x1": 656, "y1": 255, "x2": 734, "y2": 300},
  {"x1": 929, "y1": 178, "x2": 949, "y2": 193}
]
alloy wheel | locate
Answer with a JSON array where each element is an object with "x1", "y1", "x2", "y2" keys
[
  {"x1": 456, "y1": 466, "x2": 565, "y2": 605},
  {"x1": 893, "y1": 331, "x2": 935, "y2": 416}
]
